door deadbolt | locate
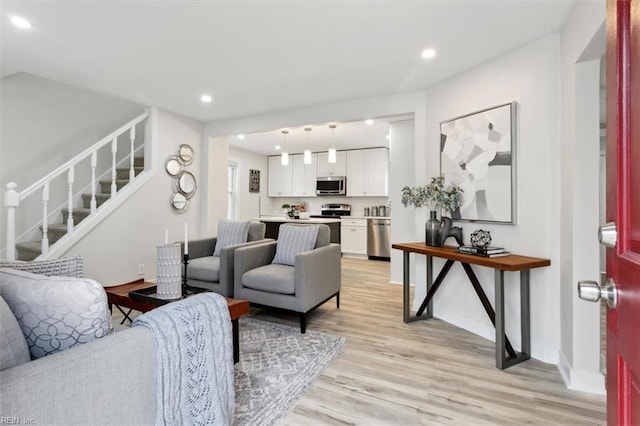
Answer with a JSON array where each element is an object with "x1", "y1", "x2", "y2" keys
[{"x1": 598, "y1": 222, "x2": 617, "y2": 248}]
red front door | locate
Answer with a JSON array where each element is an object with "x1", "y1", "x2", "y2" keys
[{"x1": 606, "y1": 0, "x2": 640, "y2": 424}]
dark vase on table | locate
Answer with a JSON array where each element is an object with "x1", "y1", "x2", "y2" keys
[{"x1": 425, "y1": 211, "x2": 441, "y2": 247}]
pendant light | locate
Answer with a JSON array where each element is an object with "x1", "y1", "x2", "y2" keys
[
  {"x1": 303, "y1": 127, "x2": 312, "y2": 164},
  {"x1": 328, "y1": 124, "x2": 337, "y2": 163},
  {"x1": 280, "y1": 130, "x2": 289, "y2": 166}
]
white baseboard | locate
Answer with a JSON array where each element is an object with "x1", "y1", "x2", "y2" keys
[
  {"x1": 341, "y1": 253, "x2": 368, "y2": 259},
  {"x1": 558, "y1": 351, "x2": 605, "y2": 395}
]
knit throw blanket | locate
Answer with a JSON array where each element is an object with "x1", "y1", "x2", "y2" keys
[{"x1": 133, "y1": 293, "x2": 235, "y2": 425}]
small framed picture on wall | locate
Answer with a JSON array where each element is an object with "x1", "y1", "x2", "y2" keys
[{"x1": 249, "y1": 169, "x2": 260, "y2": 193}]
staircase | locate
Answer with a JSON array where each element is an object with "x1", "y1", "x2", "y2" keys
[
  {"x1": 4, "y1": 109, "x2": 153, "y2": 261},
  {"x1": 14, "y1": 157, "x2": 145, "y2": 261}
]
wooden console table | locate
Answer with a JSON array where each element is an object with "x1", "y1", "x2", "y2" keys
[{"x1": 391, "y1": 243, "x2": 550, "y2": 369}]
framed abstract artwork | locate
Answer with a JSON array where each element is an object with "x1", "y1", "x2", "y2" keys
[{"x1": 440, "y1": 102, "x2": 517, "y2": 224}]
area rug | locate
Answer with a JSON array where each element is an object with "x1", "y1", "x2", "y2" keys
[{"x1": 234, "y1": 317, "x2": 347, "y2": 426}]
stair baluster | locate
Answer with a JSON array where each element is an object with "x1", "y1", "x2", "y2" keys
[
  {"x1": 41, "y1": 182, "x2": 49, "y2": 256},
  {"x1": 90, "y1": 151, "x2": 97, "y2": 214},
  {"x1": 111, "y1": 137, "x2": 117, "y2": 197},
  {"x1": 4, "y1": 109, "x2": 149, "y2": 260},
  {"x1": 5, "y1": 183, "x2": 19, "y2": 260},
  {"x1": 129, "y1": 125, "x2": 136, "y2": 182},
  {"x1": 67, "y1": 166, "x2": 75, "y2": 233}
]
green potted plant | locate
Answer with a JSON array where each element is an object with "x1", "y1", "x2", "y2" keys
[
  {"x1": 281, "y1": 203, "x2": 291, "y2": 216},
  {"x1": 401, "y1": 177, "x2": 463, "y2": 246}
]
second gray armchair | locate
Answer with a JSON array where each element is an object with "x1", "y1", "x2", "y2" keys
[
  {"x1": 234, "y1": 223, "x2": 341, "y2": 333},
  {"x1": 182, "y1": 220, "x2": 268, "y2": 297}
]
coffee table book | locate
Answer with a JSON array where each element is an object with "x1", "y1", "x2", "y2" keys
[{"x1": 457, "y1": 245, "x2": 506, "y2": 255}]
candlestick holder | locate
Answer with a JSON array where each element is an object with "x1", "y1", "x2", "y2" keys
[{"x1": 182, "y1": 253, "x2": 190, "y2": 297}]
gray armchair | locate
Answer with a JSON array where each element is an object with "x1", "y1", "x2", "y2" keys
[
  {"x1": 182, "y1": 221, "x2": 268, "y2": 297},
  {"x1": 234, "y1": 224, "x2": 341, "y2": 333}
]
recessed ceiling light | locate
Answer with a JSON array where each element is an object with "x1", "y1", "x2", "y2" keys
[
  {"x1": 365, "y1": 119, "x2": 374, "y2": 125},
  {"x1": 11, "y1": 16, "x2": 31, "y2": 29},
  {"x1": 275, "y1": 145, "x2": 281, "y2": 150},
  {"x1": 238, "y1": 134, "x2": 245, "y2": 140},
  {"x1": 201, "y1": 94, "x2": 213, "y2": 103},
  {"x1": 421, "y1": 48, "x2": 437, "y2": 59}
]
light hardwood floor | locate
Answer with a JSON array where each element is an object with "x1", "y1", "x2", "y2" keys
[{"x1": 248, "y1": 257, "x2": 606, "y2": 425}]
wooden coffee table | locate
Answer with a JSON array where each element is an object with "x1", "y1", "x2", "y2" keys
[{"x1": 105, "y1": 279, "x2": 250, "y2": 363}]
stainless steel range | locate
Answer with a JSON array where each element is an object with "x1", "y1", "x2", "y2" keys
[{"x1": 311, "y1": 203, "x2": 351, "y2": 218}]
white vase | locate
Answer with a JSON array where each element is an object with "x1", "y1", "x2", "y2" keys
[{"x1": 156, "y1": 243, "x2": 181, "y2": 300}]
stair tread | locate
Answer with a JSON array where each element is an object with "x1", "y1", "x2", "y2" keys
[
  {"x1": 81, "y1": 193, "x2": 111, "y2": 199},
  {"x1": 44, "y1": 223, "x2": 68, "y2": 231},
  {"x1": 62, "y1": 207, "x2": 92, "y2": 213},
  {"x1": 16, "y1": 241, "x2": 45, "y2": 250},
  {"x1": 99, "y1": 179, "x2": 131, "y2": 184}
]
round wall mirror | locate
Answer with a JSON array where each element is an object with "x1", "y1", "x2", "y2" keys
[
  {"x1": 178, "y1": 144, "x2": 194, "y2": 165},
  {"x1": 177, "y1": 171, "x2": 197, "y2": 198},
  {"x1": 170, "y1": 192, "x2": 188, "y2": 213},
  {"x1": 165, "y1": 156, "x2": 183, "y2": 176}
]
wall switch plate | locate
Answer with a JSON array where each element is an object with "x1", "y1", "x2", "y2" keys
[{"x1": 138, "y1": 264, "x2": 145, "y2": 275}]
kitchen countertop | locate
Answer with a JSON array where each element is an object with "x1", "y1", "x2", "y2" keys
[
  {"x1": 345, "y1": 216, "x2": 391, "y2": 220},
  {"x1": 256, "y1": 216, "x2": 341, "y2": 224}
]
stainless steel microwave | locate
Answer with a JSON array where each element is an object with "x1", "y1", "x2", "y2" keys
[{"x1": 316, "y1": 176, "x2": 346, "y2": 196}]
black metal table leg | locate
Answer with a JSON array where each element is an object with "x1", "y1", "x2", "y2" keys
[
  {"x1": 416, "y1": 259, "x2": 455, "y2": 316},
  {"x1": 115, "y1": 305, "x2": 134, "y2": 324},
  {"x1": 232, "y1": 318, "x2": 239, "y2": 364},
  {"x1": 520, "y1": 270, "x2": 531, "y2": 357},
  {"x1": 461, "y1": 263, "x2": 517, "y2": 359},
  {"x1": 403, "y1": 251, "x2": 431, "y2": 323},
  {"x1": 494, "y1": 268, "x2": 531, "y2": 369}
]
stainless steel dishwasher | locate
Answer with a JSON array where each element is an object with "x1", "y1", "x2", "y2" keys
[{"x1": 367, "y1": 218, "x2": 391, "y2": 260}]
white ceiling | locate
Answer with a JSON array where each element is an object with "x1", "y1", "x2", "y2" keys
[
  {"x1": 2, "y1": 1, "x2": 575, "y2": 127},
  {"x1": 230, "y1": 114, "x2": 413, "y2": 156}
]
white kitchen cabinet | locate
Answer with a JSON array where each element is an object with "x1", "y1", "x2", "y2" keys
[
  {"x1": 340, "y1": 218, "x2": 367, "y2": 256},
  {"x1": 346, "y1": 148, "x2": 389, "y2": 196},
  {"x1": 268, "y1": 156, "x2": 293, "y2": 197},
  {"x1": 317, "y1": 151, "x2": 347, "y2": 177},
  {"x1": 292, "y1": 153, "x2": 317, "y2": 197}
]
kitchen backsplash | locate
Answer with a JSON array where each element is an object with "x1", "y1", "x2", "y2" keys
[{"x1": 261, "y1": 196, "x2": 390, "y2": 217}]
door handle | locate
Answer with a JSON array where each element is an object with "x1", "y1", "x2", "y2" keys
[
  {"x1": 578, "y1": 278, "x2": 618, "y2": 309},
  {"x1": 598, "y1": 222, "x2": 617, "y2": 248}
]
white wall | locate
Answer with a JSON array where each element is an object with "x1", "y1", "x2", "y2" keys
[
  {"x1": 559, "y1": 0, "x2": 606, "y2": 394},
  {"x1": 66, "y1": 109, "x2": 204, "y2": 286},
  {"x1": 416, "y1": 35, "x2": 562, "y2": 365},
  {"x1": 389, "y1": 119, "x2": 416, "y2": 283},
  {"x1": 228, "y1": 146, "x2": 269, "y2": 220}
]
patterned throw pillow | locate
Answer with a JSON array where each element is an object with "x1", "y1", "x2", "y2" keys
[
  {"x1": 0, "y1": 295, "x2": 30, "y2": 370},
  {"x1": 272, "y1": 225, "x2": 320, "y2": 266},
  {"x1": 0, "y1": 268, "x2": 111, "y2": 360},
  {"x1": 0, "y1": 255, "x2": 84, "y2": 278},
  {"x1": 213, "y1": 220, "x2": 251, "y2": 256}
]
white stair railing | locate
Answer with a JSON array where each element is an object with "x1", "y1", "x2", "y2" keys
[
  {"x1": 41, "y1": 182, "x2": 49, "y2": 257},
  {"x1": 4, "y1": 110, "x2": 150, "y2": 261}
]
